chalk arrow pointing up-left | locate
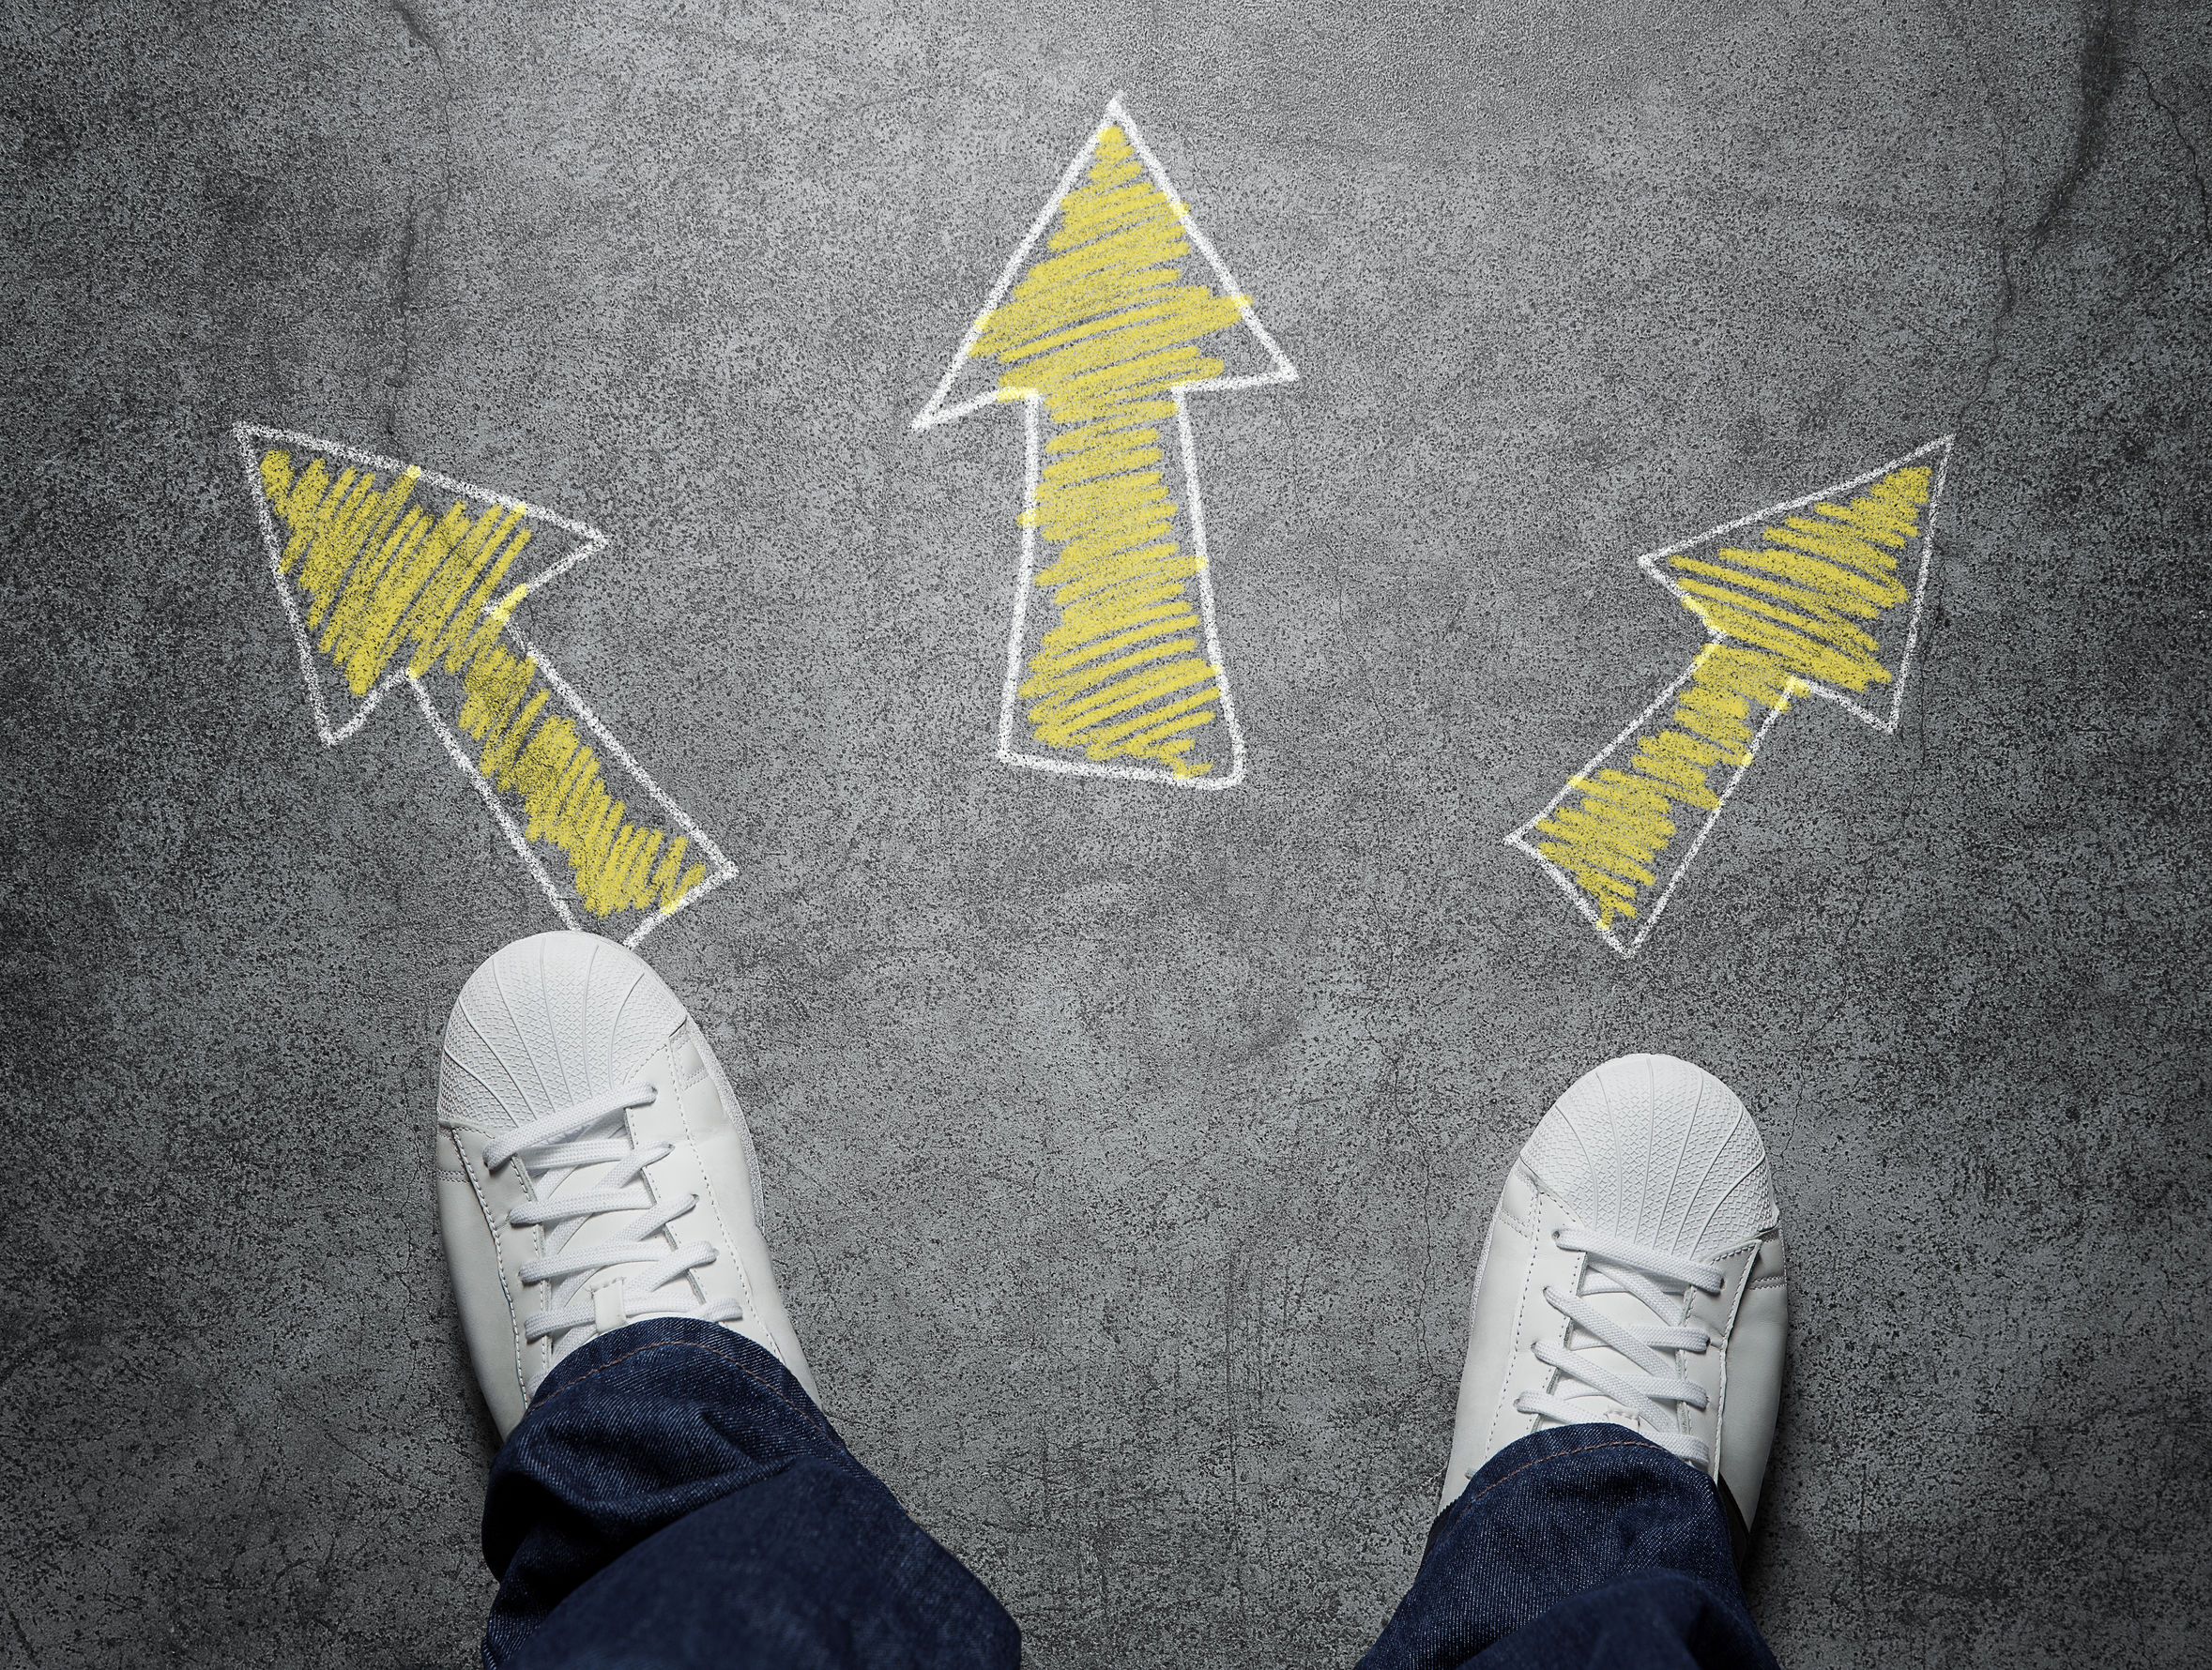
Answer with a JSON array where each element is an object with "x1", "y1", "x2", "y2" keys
[
  {"x1": 234, "y1": 423, "x2": 734, "y2": 946},
  {"x1": 914, "y1": 96, "x2": 1297, "y2": 787}
]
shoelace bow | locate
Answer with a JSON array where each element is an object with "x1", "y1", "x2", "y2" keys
[
  {"x1": 1515, "y1": 1226, "x2": 1726, "y2": 1465},
  {"x1": 482, "y1": 1081, "x2": 743, "y2": 1351}
]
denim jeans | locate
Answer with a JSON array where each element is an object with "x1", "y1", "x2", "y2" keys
[{"x1": 481, "y1": 1318, "x2": 1777, "y2": 1670}]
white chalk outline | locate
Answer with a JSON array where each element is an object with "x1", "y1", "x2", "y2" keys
[
  {"x1": 1506, "y1": 435, "x2": 1955, "y2": 959},
  {"x1": 912, "y1": 93, "x2": 1298, "y2": 790},
  {"x1": 232, "y1": 421, "x2": 736, "y2": 947}
]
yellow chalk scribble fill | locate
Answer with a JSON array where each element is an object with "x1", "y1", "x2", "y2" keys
[
  {"x1": 258, "y1": 449, "x2": 707, "y2": 918},
  {"x1": 971, "y1": 123, "x2": 1248, "y2": 778},
  {"x1": 1663, "y1": 466, "x2": 1931, "y2": 695},
  {"x1": 1531, "y1": 464, "x2": 1935, "y2": 932}
]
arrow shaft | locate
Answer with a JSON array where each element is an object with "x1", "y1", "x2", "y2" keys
[
  {"x1": 1517, "y1": 642, "x2": 1801, "y2": 949},
  {"x1": 410, "y1": 671, "x2": 581, "y2": 934},
  {"x1": 416, "y1": 632, "x2": 711, "y2": 922},
  {"x1": 1006, "y1": 393, "x2": 1234, "y2": 772}
]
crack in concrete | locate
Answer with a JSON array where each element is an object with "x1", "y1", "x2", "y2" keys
[
  {"x1": 2138, "y1": 65, "x2": 2211, "y2": 250},
  {"x1": 1958, "y1": 0, "x2": 2137, "y2": 424},
  {"x1": 383, "y1": 0, "x2": 457, "y2": 449},
  {"x1": 391, "y1": 0, "x2": 441, "y2": 55},
  {"x1": 3, "y1": 1597, "x2": 35, "y2": 1665},
  {"x1": 2016, "y1": 0, "x2": 2132, "y2": 263},
  {"x1": 386, "y1": 193, "x2": 420, "y2": 430}
]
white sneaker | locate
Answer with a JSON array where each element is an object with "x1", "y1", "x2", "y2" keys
[
  {"x1": 1440, "y1": 1054, "x2": 1788, "y2": 1537},
  {"x1": 434, "y1": 931, "x2": 817, "y2": 1437}
]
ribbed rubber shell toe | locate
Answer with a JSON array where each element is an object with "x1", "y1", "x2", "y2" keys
[{"x1": 1519, "y1": 1053, "x2": 1778, "y2": 1263}]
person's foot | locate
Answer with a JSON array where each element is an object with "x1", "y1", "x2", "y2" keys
[
  {"x1": 435, "y1": 931, "x2": 816, "y2": 1437},
  {"x1": 1440, "y1": 1054, "x2": 1787, "y2": 1538}
]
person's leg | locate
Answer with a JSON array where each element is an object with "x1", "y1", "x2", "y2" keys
[
  {"x1": 1363, "y1": 1055, "x2": 1789, "y2": 1670},
  {"x1": 1361, "y1": 1424, "x2": 1770, "y2": 1670},
  {"x1": 435, "y1": 932, "x2": 1017, "y2": 1670},
  {"x1": 481, "y1": 1317, "x2": 1014, "y2": 1670}
]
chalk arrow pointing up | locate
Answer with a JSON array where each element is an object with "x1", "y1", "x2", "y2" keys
[
  {"x1": 234, "y1": 423, "x2": 735, "y2": 946},
  {"x1": 1509, "y1": 437, "x2": 1955, "y2": 956},
  {"x1": 914, "y1": 96, "x2": 1297, "y2": 787}
]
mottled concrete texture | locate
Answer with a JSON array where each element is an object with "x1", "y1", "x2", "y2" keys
[{"x1": 4, "y1": 1, "x2": 2208, "y2": 1664}]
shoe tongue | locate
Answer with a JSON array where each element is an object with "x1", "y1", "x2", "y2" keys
[{"x1": 1522, "y1": 1055, "x2": 1777, "y2": 1263}]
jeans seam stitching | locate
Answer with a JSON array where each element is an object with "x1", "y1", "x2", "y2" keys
[
  {"x1": 1464, "y1": 1437, "x2": 1663, "y2": 1511},
  {"x1": 527, "y1": 1338, "x2": 829, "y2": 1435}
]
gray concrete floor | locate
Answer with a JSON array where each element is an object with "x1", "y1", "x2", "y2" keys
[{"x1": 5, "y1": 1, "x2": 2209, "y2": 1664}]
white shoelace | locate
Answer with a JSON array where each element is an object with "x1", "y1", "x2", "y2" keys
[
  {"x1": 482, "y1": 1081, "x2": 743, "y2": 1354},
  {"x1": 1515, "y1": 1226, "x2": 1726, "y2": 1465}
]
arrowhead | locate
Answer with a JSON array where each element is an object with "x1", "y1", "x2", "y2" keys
[
  {"x1": 234, "y1": 424, "x2": 604, "y2": 743},
  {"x1": 1640, "y1": 437, "x2": 1954, "y2": 733},
  {"x1": 913, "y1": 95, "x2": 1296, "y2": 430}
]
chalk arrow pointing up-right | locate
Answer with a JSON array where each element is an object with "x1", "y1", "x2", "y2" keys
[{"x1": 1509, "y1": 438, "x2": 1955, "y2": 956}]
